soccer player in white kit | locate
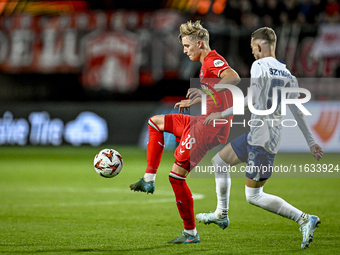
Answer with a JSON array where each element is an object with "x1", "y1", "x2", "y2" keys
[{"x1": 196, "y1": 27, "x2": 323, "y2": 249}]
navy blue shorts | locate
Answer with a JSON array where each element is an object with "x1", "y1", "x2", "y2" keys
[{"x1": 230, "y1": 132, "x2": 275, "y2": 181}]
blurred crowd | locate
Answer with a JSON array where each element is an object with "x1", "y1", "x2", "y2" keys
[
  {"x1": 89, "y1": 0, "x2": 340, "y2": 27},
  {"x1": 223, "y1": 0, "x2": 340, "y2": 29}
]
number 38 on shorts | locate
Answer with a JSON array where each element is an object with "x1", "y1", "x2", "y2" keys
[{"x1": 181, "y1": 134, "x2": 196, "y2": 149}]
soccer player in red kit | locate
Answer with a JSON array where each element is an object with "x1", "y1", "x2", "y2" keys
[{"x1": 130, "y1": 20, "x2": 240, "y2": 243}]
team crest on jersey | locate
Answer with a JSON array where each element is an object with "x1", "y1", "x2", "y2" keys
[
  {"x1": 213, "y1": 59, "x2": 224, "y2": 67},
  {"x1": 248, "y1": 152, "x2": 255, "y2": 160}
]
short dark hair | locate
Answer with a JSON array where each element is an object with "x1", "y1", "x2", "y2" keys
[{"x1": 251, "y1": 27, "x2": 277, "y2": 46}]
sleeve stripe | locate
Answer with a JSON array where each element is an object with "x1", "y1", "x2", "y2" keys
[{"x1": 218, "y1": 66, "x2": 230, "y2": 77}]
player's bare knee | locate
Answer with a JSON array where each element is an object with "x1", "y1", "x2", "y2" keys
[
  {"x1": 219, "y1": 143, "x2": 240, "y2": 165},
  {"x1": 171, "y1": 163, "x2": 189, "y2": 177},
  {"x1": 149, "y1": 115, "x2": 165, "y2": 131},
  {"x1": 150, "y1": 115, "x2": 164, "y2": 125}
]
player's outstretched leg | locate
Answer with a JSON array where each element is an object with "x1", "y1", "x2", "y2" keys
[
  {"x1": 196, "y1": 211, "x2": 229, "y2": 230},
  {"x1": 167, "y1": 231, "x2": 200, "y2": 244},
  {"x1": 129, "y1": 117, "x2": 164, "y2": 194},
  {"x1": 245, "y1": 186, "x2": 321, "y2": 248},
  {"x1": 299, "y1": 215, "x2": 321, "y2": 249},
  {"x1": 129, "y1": 178, "x2": 155, "y2": 194}
]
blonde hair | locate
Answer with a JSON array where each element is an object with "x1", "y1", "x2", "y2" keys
[
  {"x1": 178, "y1": 20, "x2": 209, "y2": 43},
  {"x1": 251, "y1": 27, "x2": 277, "y2": 46}
]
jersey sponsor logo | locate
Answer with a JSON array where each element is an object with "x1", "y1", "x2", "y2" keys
[
  {"x1": 213, "y1": 59, "x2": 224, "y2": 67},
  {"x1": 0, "y1": 111, "x2": 108, "y2": 146}
]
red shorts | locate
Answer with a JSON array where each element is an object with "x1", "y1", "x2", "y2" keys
[{"x1": 164, "y1": 114, "x2": 223, "y2": 171}]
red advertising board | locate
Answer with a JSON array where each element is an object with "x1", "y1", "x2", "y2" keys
[{"x1": 0, "y1": 10, "x2": 182, "y2": 92}]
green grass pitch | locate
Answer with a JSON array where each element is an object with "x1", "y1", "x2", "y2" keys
[{"x1": 0, "y1": 146, "x2": 339, "y2": 254}]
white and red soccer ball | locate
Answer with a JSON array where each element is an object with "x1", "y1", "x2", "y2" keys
[{"x1": 94, "y1": 149, "x2": 123, "y2": 178}]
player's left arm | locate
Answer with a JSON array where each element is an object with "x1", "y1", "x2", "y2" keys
[
  {"x1": 174, "y1": 97, "x2": 202, "y2": 113},
  {"x1": 203, "y1": 84, "x2": 260, "y2": 125},
  {"x1": 288, "y1": 104, "x2": 323, "y2": 161},
  {"x1": 214, "y1": 68, "x2": 241, "y2": 93},
  {"x1": 203, "y1": 61, "x2": 261, "y2": 125},
  {"x1": 188, "y1": 68, "x2": 241, "y2": 101}
]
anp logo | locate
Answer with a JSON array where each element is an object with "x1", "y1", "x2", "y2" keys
[{"x1": 200, "y1": 82, "x2": 222, "y2": 107}]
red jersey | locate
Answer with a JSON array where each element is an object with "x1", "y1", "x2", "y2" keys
[
  {"x1": 198, "y1": 50, "x2": 233, "y2": 144},
  {"x1": 164, "y1": 51, "x2": 235, "y2": 170}
]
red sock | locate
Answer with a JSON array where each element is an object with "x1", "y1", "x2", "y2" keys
[
  {"x1": 169, "y1": 171, "x2": 195, "y2": 230},
  {"x1": 146, "y1": 119, "x2": 164, "y2": 174}
]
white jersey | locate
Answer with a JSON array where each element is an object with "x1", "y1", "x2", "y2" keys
[{"x1": 247, "y1": 57, "x2": 299, "y2": 154}]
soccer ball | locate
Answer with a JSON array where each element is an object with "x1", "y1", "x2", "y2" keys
[{"x1": 94, "y1": 149, "x2": 123, "y2": 178}]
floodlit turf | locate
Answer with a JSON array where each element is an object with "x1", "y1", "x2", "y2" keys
[{"x1": 0, "y1": 146, "x2": 339, "y2": 254}]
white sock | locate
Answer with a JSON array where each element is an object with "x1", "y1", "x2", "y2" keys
[
  {"x1": 212, "y1": 153, "x2": 231, "y2": 219},
  {"x1": 143, "y1": 173, "x2": 156, "y2": 182},
  {"x1": 184, "y1": 228, "x2": 197, "y2": 236},
  {"x1": 245, "y1": 186, "x2": 307, "y2": 224},
  {"x1": 297, "y1": 213, "x2": 309, "y2": 225}
]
